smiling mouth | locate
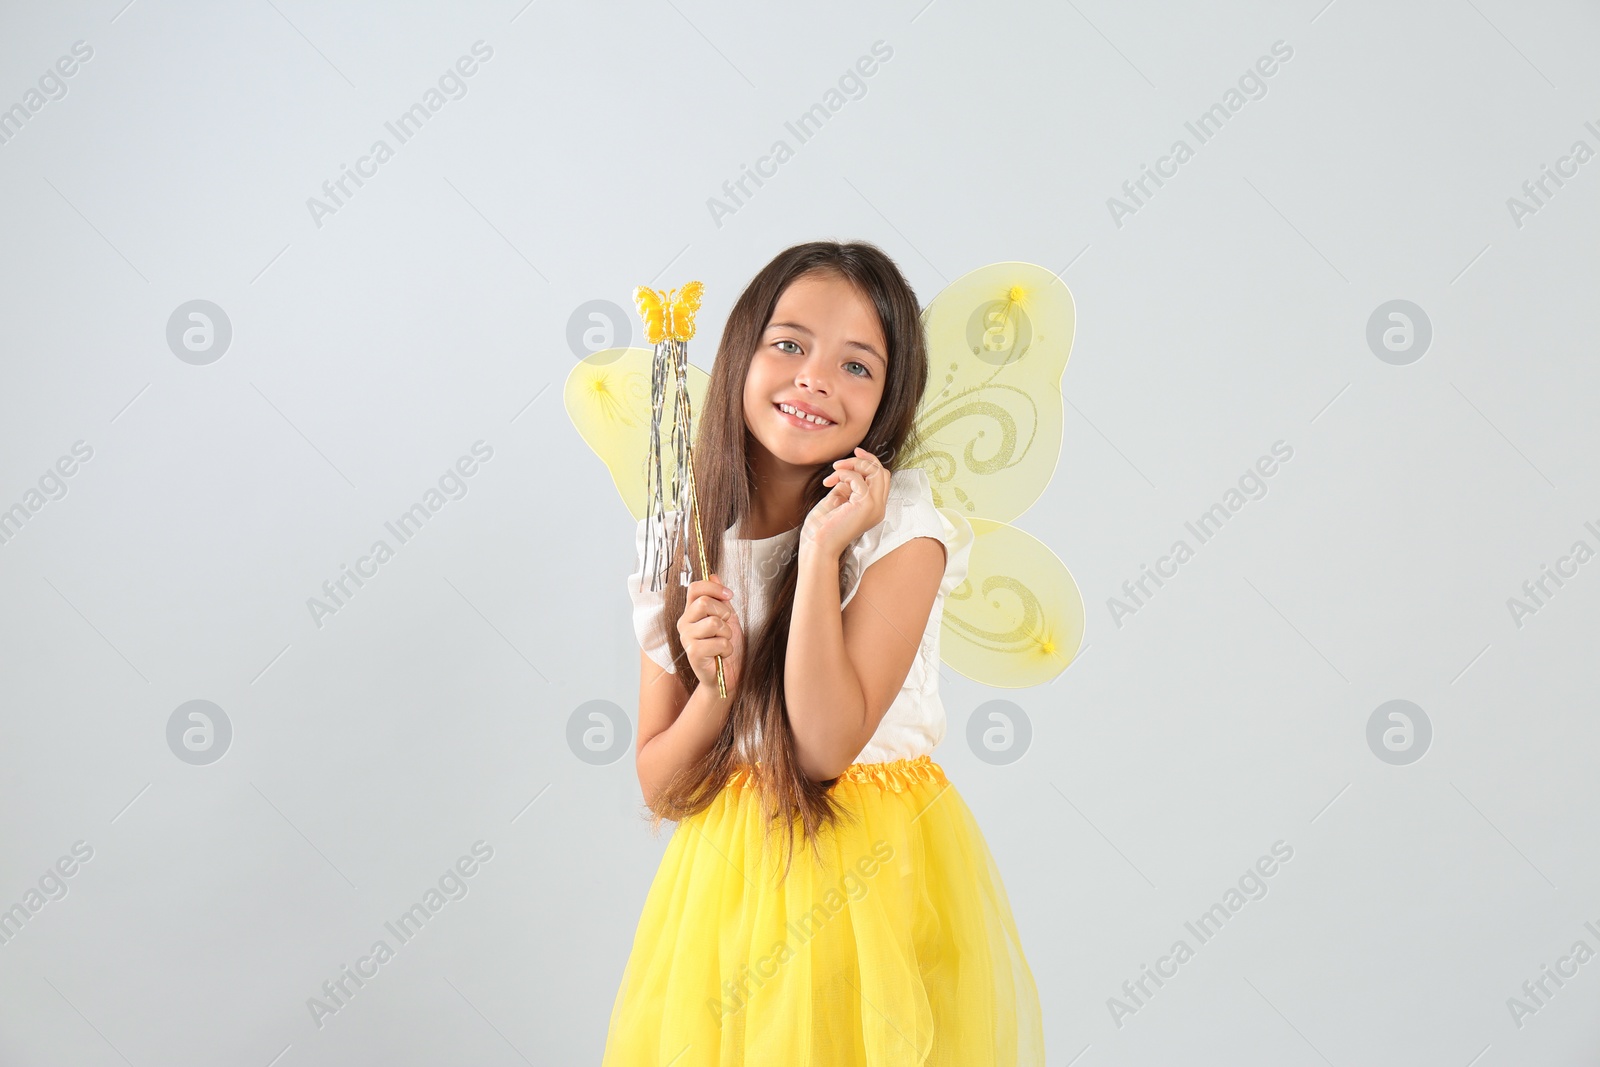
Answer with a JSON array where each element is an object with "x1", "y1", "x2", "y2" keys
[{"x1": 774, "y1": 402, "x2": 835, "y2": 428}]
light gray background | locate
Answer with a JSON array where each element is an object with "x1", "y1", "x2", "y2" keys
[{"x1": 1, "y1": 0, "x2": 1596, "y2": 1064}]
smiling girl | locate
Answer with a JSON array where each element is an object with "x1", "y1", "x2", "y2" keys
[{"x1": 604, "y1": 241, "x2": 1043, "y2": 1065}]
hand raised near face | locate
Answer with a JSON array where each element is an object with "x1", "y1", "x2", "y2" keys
[{"x1": 799, "y1": 447, "x2": 891, "y2": 564}]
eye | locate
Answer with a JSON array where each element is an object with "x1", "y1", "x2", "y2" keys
[
  {"x1": 845, "y1": 361, "x2": 870, "y2": 378},
  {"x1": 774, "y1": 339, "x2": 801, "y2": 355}
]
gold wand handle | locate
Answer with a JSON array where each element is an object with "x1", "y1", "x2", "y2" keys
[
  {"x1": 682, "y1": 439, "x2": 726, "y2": 699},
  {"x1": 674, "y1": 345, "x2": 727, "y2": 700}
]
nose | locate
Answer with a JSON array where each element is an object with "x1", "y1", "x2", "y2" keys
[{"x1": 793, "y1": 351, "x2": 834, "y2": 395}]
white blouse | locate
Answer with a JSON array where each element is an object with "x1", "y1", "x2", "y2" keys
[{"x1": 625, "y1": 467, "x2": 974, "y2": 765}]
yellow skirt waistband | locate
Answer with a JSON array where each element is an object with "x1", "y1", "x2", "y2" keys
[{"x1": 726, "y1": 753, "x2": 947, "y2": 793}]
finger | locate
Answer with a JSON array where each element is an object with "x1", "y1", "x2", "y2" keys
[
  {"x1": 836, "y1": 450, "x2": 881, "y2": 473},
  {"x1": 699, "y1": 609, "x2": 732, "y2": 631},
  {"x1": 688, "y1": 607, "x2": 731, "y2": 634},
  {"x1": 687, "y1": 579, "x2": 732, "y2": 601},
  {"x1": 691, "y1": 604, "x2": 732, "y2": 630},
  {"x1": 701, "y1": 594, "x2": 733, "y2": 617},
  {"x1": 695, "y1": 593, "x2": 735, "y2": 617},
  {"x1": 684, "y1": 613, "x2": 729, "y2": 639},
  {"x1": 850, "y1": 457, "x2": 882, "y2": 482},
  {"x1": 697, "y1": 632, "x2": 732, "y2": 654}
]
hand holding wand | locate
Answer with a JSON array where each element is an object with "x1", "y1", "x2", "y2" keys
[{"x1": 634, "y1": 281, "x2": 727, "y2": 699}]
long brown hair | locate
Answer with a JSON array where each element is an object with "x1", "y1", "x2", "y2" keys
[{"x1": 643, "y1": 240, "x2": 930, "y2": 875}]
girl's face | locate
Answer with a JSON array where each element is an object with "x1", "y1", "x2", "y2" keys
[{"x1": 742, "y1": 272, "x2": 889, "y2": 470}]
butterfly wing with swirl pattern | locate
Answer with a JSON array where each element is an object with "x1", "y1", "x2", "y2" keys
[{"x1": 902, "y1": 261, "x2": 1085, "y2": 688}]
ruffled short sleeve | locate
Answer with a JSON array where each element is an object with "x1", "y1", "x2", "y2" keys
[
  {"x1": 839, "y1": 467, "x2": 974, "y2": 610},
  {"x1": 626, "y1": 515, "x2": 678, "y2": 673}
]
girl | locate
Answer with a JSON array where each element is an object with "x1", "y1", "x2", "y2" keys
[{"x1": 604, "y1": 241, "x2": 1043, "y2": 1065}]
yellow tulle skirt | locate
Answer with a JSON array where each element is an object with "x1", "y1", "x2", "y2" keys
[{"x1": 602, "y1": 754, "x2": 1044, "y2": 1065}]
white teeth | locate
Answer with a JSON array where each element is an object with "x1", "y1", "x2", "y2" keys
[{"x1": 778, "y1": 403, "x2": 832, "y2": 425}]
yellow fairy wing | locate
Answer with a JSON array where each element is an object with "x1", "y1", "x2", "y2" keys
[
  {"x1": 906, "y1": 261, "x2": 1075, "y2": 523},
  {"x1": 563, "y1": 346, "x2": 711, "y2": 520},
  {"x1": 906, "y1": 262, "x2": 1080, "y2": 687},
  {"x1": 940, "y1": 517, "x2": 1085, "y2": 687}
]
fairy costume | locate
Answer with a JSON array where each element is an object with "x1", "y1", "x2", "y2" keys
[
  {"x1": 565, "y1": 262, "x2": 1086, "y2": 1065},
  {"x1": 630, "y1": 466, "x2": 967, "y2": 763}
]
